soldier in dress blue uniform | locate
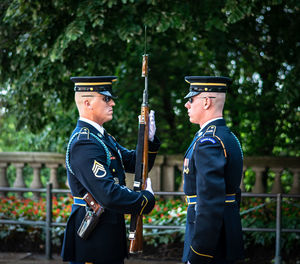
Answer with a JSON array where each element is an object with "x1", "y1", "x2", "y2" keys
[
  {"x1": 182, "y1": 76, "x2": 244, "y2": 264},
  {"x1": 61, "y1": 76, "x2": 160, "y2": 264}
]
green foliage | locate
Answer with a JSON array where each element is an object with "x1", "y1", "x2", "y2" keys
[
  {"x1": 0, "y1": 0, "x2": 300, "y2": 155},
  {"x1": 241, "y1": 197, "x2": 300, "y2": 254},
  {"x1": 138, "y1": 198, "x2": 187, "y2": 246},
  {"x1": 0, "y1": 194, "x2": 72, "y2": 249},
  {"x1": 243, "y1": 169, "x2": 256, "y2": 192}
]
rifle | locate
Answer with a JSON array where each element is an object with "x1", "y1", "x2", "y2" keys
[{"x1": 128, "y1": 26, "x2": 149, "y2": 254}]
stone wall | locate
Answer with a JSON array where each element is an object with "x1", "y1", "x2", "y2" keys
[{"x1": 0, "y1": 152, "x2": 299, "y2": 197}]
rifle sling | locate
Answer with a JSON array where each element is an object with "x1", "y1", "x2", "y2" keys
[
  {"x1": 129, "y1": 213, "x2": 138, "y2": 234},
  {"x1": 133, "y1": 123, "x2": 145, "y2": 191}
]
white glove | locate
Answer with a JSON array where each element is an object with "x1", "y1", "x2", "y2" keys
[
  {"x1": 187, "y1": 261, "x2": 191, "y2": 264},
  {"x1": 148, "y1": 110, "x2": 156, "y2": 142},
  {"x1": 145, "y1": 177, "x2": 154, "y2": 195}
]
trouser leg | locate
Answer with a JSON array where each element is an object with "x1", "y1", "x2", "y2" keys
[{"x1": 70, "y1": 260, "x2": 124, "y2": 264}]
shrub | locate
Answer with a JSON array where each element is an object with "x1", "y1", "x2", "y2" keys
[{"x1": 0, "y1": 194, "x2": 299, "y2": 255}]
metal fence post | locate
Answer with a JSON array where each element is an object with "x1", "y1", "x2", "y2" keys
[
  {"x1": 274, "y1": 193, "x2": 282, "y2": 264},
  {"x1": 46, "y1": 182, "x2": 53, "y2": 259}
]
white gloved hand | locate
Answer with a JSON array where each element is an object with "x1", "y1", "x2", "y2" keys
[
  {"x1": 145, "y1": 177, "x2": 154, "y2": 195},
  {"x1": 187, "y1": 261, "x2": 191, "y2": 264},
  {"x1": 148, "y1": 110, "x2": 156, "y2": 142}
]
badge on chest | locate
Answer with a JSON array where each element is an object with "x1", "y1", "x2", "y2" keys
[{"x1": 184, "y1": 158, "x2": 190, "y2": 174}]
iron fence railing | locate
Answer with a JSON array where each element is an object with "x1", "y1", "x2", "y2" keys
[{"x1": 0, "y1": 184, "x2": 300, "y2": 264}]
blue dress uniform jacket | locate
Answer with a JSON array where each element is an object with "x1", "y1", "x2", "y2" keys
[
  {"x1": 182, "y1": 119, "x2": 244, "y2": 263},
  {"x1": 61, "y1": 120, "x2": 160, "y2": 263}
]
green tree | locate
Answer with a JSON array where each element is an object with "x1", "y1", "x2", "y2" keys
[{"x1": 0, "y1": 0, "x2": 299, "y2": 156}]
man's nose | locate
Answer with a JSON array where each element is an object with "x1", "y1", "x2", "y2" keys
[{"x1": 109, "y1": 99, "x2": 115, "y2": 106}]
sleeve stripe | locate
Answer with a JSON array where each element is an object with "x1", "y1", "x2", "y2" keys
[
  {"x1": 214, "y1": 135, "x2": 227, "y2": 158},
  {"x1": 139, "y1": 195, "x2": 148, "y2": 215},
  {"x1": 190, "y1": 246, "x2": 213, "y2": 258}
]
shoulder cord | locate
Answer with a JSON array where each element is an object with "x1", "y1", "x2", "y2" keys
[
  {"x1": 66, "y1": 132, "x2": 111, "y2": 175},
  {"x1": 231, "y1": 132, "x2": 244, "y2": 159}
]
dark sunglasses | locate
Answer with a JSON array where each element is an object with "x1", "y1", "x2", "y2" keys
[
  {"x1": 102, "y1": 96, "x2": 112, "y2": 103},
  {"x1": 82, "y1": 95, "x2": 113, "y2": 103},
  {"x1": 188, "y1": 96, "x2": 216, "y2": 103}
]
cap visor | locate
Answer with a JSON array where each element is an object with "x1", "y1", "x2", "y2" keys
[
  {"x1": 184, "y1": 91, "x2": 200, "y2": 99},
  {"x1": 98, "y1": 91, "x2": 118, "y2": 99}
]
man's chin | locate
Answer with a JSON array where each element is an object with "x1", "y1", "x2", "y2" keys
[
  {"x1": 189, "y1": 117, "x2": 198, "y2": 124},
  {"x1": 102, "y1": 115, "x2": 113, "y2": 125}
]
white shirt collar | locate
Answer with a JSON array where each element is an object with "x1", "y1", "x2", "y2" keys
[
  {"x1": 199, "y1": 117, "x2": 223, "y2": 133},
  {"x1": 79, "y1": 117, "x2": 104, "y2": 135}
]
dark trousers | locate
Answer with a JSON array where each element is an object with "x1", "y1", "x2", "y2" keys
[
  {"x1": 70, "y1": 261, "x2": 124, "y2": 264},
  {"x1": 212, "y1": 260, "x2": 235, "y2": 264},
  {"x1": 185, "y1": 261, "x2": 234, "y2": 264}
]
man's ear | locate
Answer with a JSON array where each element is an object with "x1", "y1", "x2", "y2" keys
[
  {"x1": 204, "y1": 97, "x2": 211, "y2": 109},
  {"x1": 84, "y1": 99, "x2": 92, "y2": 110}
]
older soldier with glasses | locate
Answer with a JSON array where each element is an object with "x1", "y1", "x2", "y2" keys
[
  {"x1": 181, "y1": 76, "x2": 244, "y2": 264},
  {"x1": 61, "y1": 76, "x2": 160, "y2": 264}
]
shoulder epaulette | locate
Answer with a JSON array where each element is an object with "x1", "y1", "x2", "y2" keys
[
  {"x1": 193, "y1": 125, "x2": 227, "y2": 158},
  {"x1": 195, "y1": 125, "x2": 217, "y2": 146},
  {"x1": 202, "y1": 125, "x2": 216, "y2": 137},
  {"x1": 77, "y1": 127, "x2": 90, "y2": 140},
  {"x1": 66, "y1": 128, "x2": 111, "y2": 175}
]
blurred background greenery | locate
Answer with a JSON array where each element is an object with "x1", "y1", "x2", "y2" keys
[{"x1": 0, "y1": 0, "x2": 299, "y2": 157}]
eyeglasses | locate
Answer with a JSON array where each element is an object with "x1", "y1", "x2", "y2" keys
[
  {"x1": 188, "y1": 96, "x2": 216, "y2": 103},
  {"x1": 81, "y1": 95, "x2": 113, "y2": 103},
  {"x1": 102, "y1": 96, "x2": 113, "y2": 103}
]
